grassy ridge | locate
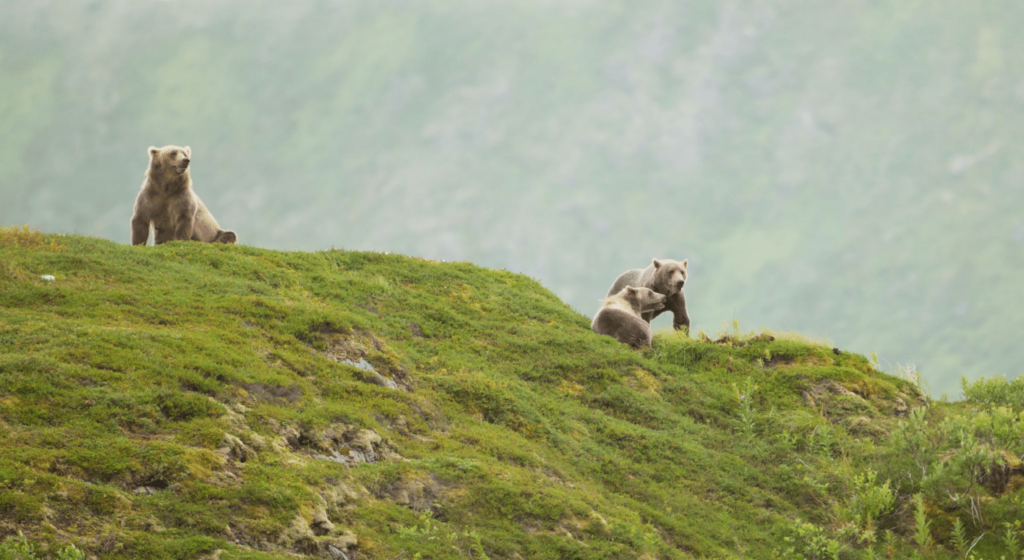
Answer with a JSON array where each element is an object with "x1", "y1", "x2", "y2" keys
[{"x1": 1, "y1": 230, "x2": 1020, "y2": 559}]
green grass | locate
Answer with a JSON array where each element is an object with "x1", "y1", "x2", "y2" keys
[{"x1": 1, "y1": 231, "x2": 1022, "y2": 559}]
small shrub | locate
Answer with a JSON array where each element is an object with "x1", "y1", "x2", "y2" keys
[
  {"x1": 1004, "y1": 523, "x2": 1022, "y2": 560},
  {"x1": 912, "y1": 494, "x2": 933, "y2": 550},
  {"x1": 733, "y1": 376, "x2": 758, "y2": 438},
  {"x1": 891, "y1": 407, "x2": 943, "y2": 483},
  {"x1": 963, "y1": 375, "x2": 1024, "y2": 412},
  {"x1": 0, "y1": 532, "x2": 85, "y2": 560},
  {"x1": 848, "y1": 470, "x2": 895, "y2": 537},
  {"x1": 394, "y1": 510, "x2": 490, "y2": 559},
  {"x1": 778, "y1": 520, "x2": 843, "y2": 560}
]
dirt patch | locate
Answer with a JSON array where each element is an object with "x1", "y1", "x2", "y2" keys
[{"x1": 371, "y1": 473, "x2": 443, "y2": 512}]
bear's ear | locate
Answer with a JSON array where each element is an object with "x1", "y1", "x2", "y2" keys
[
  {"x1": 183, "y1": 146, "x2": 191, "y2": 157},
  {"x1": 681, "y1": 259, "x2": 688, "y2": 269},
  {"x1": 148, "y1": 146, "x2": 160, "y2": 158},
  {"x1": 627, "y1": 287, "x2": 638, "y2": 295},
  {"x1": 652, "y1": 258, "x2": 662, "y2": 269}
]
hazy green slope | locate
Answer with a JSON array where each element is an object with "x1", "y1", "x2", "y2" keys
[{"x1": 3, "y1": 230, "x2": 1023, "y2": 559}]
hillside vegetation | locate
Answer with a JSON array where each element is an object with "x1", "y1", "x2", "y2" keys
[{"x1": 1, "y1": 229, "x2": 1023, "y2": 559}]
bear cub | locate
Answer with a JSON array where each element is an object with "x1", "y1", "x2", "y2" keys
[
  {"x1": 130, "y1": 145, "x2": 237, "y2": 246},
  {"x1": 606, "y1": 258, "x2": 689, "y2": 332},
  {"x1": 592, "y1": 286, "x2": 667, "y2": 349}
]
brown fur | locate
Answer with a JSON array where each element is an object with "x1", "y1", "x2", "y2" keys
[
  {"x1": 606, "y1": 258, "x2": 689, "y2": 332},
  {"x1": 130, "y1": 145, "x2": 237, "y2": 246},
  {"x1": 591, "y1": 286, "x2": 667, "y2": 349}
]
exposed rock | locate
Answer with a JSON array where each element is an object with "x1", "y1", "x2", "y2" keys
[
  {"x1": 208, "y1": 471, "x2": 242, "y2": 488},
  {"x1": 329, "y1": 530, "x2": 358, "y2": 550},
  {"x1": 217, "y1": 433, "x2": 256, "y2": 463},
  {"x1": 372, "y1": 473, "x2": 441, "y2": 511},
  {"x1": 980, "y1": 451, "x2": 1024, "y2": 496},
  {"x1": 283, "y1": 512, "x2": 315, "y2": 544},
  {"x1": 342, "y1": 357, "x2": 399, "y2": 390},
  {"x1": 310, "y1": 504, "x2": 335, "y2": 536},
  {"x1": 893, "y1": 397, "x2": 909, "y2": 417},
  {"x1": 325, "y1": 531, "x2": 358, "y2": 559},
  {"x1": 285, "y1": 423, "x2": 400, "y2": 466},
  {"x1": 245, "y1": 432, "x2": 268, "y2": 451},
  {"x1": 315, "y1": 331, "x2": 411, "y2": 391},
  {"x1": 845, "y1": 415, "x2": 886, "y2": 439},
  {"x1": 322, "y1": 480, "x2": 367, "y2": 509},
  {"x1": 803, "y1": 379, "x2": 863, "y2": 408},
  {"x1": 280, "y1": 424, "x2": 303, "y2": 450}
]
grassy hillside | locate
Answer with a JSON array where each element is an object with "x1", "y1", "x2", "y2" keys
[{"x1": 1, "y1": 229, "x2": 1022, "y2": 559}]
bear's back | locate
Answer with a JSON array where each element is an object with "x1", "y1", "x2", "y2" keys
[{"x1": 591, "y1": 304, "x2": 652, "y2": 349}]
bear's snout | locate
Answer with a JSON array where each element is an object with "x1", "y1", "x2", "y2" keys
[{"x1": 645, "y1": 300, "x2": 666, "y2": 312}]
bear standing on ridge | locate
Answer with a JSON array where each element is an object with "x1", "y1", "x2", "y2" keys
[
  {"x1": 130, "y1": 145, "x2": 237, "y2": 246},
  {"x1": 606, "y1": 258, "x2": 689, "y2": 332},
  {"x1": 592, "y1": 286, "x2": 667, "y2": 349}
]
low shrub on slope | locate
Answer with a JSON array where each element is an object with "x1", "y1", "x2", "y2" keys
[{"x1": 0, "y1": 230, "x2": 1022, "y2": 559}]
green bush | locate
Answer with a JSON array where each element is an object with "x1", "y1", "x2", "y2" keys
[{"x1": 963, "y1": 375, "x2": 1024, "y2": 412}]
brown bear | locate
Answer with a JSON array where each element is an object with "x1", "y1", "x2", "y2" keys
[
  {"x1": 591, "y1": 286, "x2": 667, "y2": 349},
  {"x1": 606, "y1": 258, "x2": 689, "y2": 332},
  {"x1": 130, "y1": 145, "x2": 237, "y2": 246}
]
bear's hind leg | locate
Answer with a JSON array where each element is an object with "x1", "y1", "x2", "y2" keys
[{"x1": 214, "y1": 230, "x2": 237, "y2": 244}]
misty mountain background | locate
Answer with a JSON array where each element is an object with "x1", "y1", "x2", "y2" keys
[{"x1": 2, "y1": 1, "x2": 1022, "y2": 396}]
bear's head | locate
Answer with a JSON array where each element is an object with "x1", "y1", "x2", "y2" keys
[
  {"x1": 148, "y1": 145, "x2": 192, "y2": 177},
  {"x1": 619, "y1": 286, "x2": 667, "y2": 314},
  {"x1": 652, "y1": 258, "x2": 688, "y2": 296}
]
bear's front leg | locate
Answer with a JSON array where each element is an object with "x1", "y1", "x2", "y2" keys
[
  {"x1": 172, "y1": 203, "x2": 198, "y2": 242},
  {"x1": 666, "y1": 292, "x2": 690, "y2": 333},
  {"x1": 130, "y1": 214, "x2": 150, "y2": 246}
]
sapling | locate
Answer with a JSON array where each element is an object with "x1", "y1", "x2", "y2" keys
[
  {"x1": 913, "y1": 494, "x2": 933, "y2": 550},
  {"x1": 1003, "y1": 523, "x2": 1021, "y2": 560},
  {"x1": 733, "y1": 376, "x2": 757, "y2": 438},
  {"x1": 951, "y1": 517, "x2": 984, "y2": 559}
]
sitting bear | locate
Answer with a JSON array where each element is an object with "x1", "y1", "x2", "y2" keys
[
  {"x1": 130, "y1": 145, "x2": 237, "y2": 246},
  {"x1": 592, "y1": 286, "x2": 667, "y2": 349},
  {"x1": 606, "y1": 258, "x2": 689, "y2": 332}
]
